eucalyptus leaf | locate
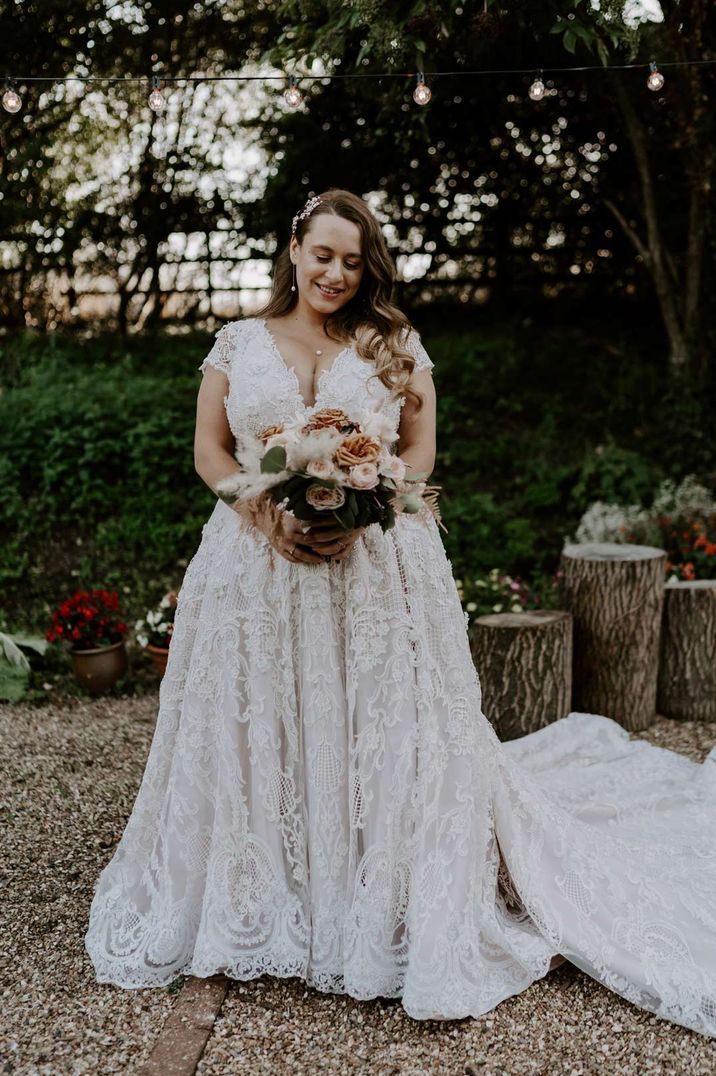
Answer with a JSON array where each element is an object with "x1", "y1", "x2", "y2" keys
[{"x1": 260, "y1": 446, "x2": 287, "y2": 474}]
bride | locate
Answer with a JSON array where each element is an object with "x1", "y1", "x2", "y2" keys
[{"x1": 85, "y1": 188, "x2": 716, "y2": 1038}]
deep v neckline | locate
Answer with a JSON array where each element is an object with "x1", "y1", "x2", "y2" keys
[{"x1": 258, "y1": 316, "x2": 355, "y2": 411}]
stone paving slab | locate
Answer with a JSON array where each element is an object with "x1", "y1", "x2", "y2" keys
[{"x1": 139, "y1": 977, "x2": 229, "y2": 1076}]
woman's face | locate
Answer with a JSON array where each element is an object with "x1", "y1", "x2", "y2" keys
[{"x1": 290, "y1": 213, "x2": 365, "y2": 315}]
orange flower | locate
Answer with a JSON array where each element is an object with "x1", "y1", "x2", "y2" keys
[
  {"x1": 303, "y1": 408, "x2": 352, "y2": 432},
  {"x1": 257, "y1": 423, "x2": 285, "y2": 442},
  {"x1": 706, "y1": 543, "x2": 716, "y2": 556},
  {"x1": 334, "y1": 433, "x2": 382, "y2": 469}
]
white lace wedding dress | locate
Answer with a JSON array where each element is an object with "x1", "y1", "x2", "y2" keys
[{"x1": 85, "y1": 317, "x2": 716, "y2": 1037}]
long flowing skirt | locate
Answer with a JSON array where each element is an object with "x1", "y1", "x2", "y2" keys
[{"x1": 85, "y1": 500, "x2": 716, "y2": 1037}]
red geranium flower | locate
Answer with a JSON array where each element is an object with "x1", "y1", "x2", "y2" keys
[{"x1": 46, "y1": 587, "x2": 128, "y2": 651}]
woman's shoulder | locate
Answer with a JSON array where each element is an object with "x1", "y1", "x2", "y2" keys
[
  {"x1": 399, "y1": 323, "x2": 434, "y2": 372},
  {"x1": 197, "y1": 318, "x2": 258, "y2": 375}
]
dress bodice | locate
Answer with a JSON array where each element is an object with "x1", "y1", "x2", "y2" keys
[{"x1": 198, "y1": 316, "x2": 434, "y2": 441}]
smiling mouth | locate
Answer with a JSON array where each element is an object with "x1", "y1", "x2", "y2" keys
[{"x1": 315, "y1": 283, "x2": 344, "y2": 297}]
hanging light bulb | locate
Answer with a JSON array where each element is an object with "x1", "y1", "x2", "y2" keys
[
  {"x1": 528, "y1": 71, "x2": 545, "y2": 102},
  {"x1": 284, "y1": 75, "x2": 303, "y2": 109},
  {"x1": 646, "y1": 60, "x2": 664, "y2": 92},
  {"x1": 2, "y1": 77, "x2": 21, "y2": 113},
  {"x1": 148, "y1": 76, "x2": 165, "y2": 112},
  {"x1": 413, "y1": 71, "x2": 431, "y2": 105}
]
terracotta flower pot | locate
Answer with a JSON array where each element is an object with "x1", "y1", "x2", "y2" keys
[
  {"x1": 70, "y1": 640, "x2": 128, "y2": 696},
  {"x1": 146, "y1": 643, "x2": 170, "y2": 677}
]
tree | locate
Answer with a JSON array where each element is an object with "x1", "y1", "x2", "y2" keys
[{"x1": 257, "y1": 0, "x2": 715, "y2": 381}]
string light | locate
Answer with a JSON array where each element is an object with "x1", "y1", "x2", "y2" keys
[
  {"x1": 2, "y1": 76, "x2": 21, "y2": 113},
  {"x1": 646, "y1": 60, "x2": 664, "y2": 92},
  {"x1": 4, "y1": 56, "x2": 715, "y2": 119},
  {"x1": 413, "y1": 71, "x2": 431, "y2": 106},
  {"x1": 528, "y1": 70, "x2": 545, "y2": 101},
  {"x1": 148, "y1": 76, "x2": 165, "y2": 112},
  {"x1": 284, "y1": 74, "x2": 302, "y2": 109}
]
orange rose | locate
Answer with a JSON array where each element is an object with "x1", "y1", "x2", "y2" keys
[
  {"x1": 334, "y1": 433, "x2": 382, "y2": 469},
  {"x1": 303, "y1": 408, "x2": 352, "y2": 432},
  {"x1": 257, "y1": 423, "x2": 285, "y2": 442}
]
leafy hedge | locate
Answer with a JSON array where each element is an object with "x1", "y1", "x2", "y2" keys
[{"x1": 1, "y1": 319, "x2": 712, "y2": 634}]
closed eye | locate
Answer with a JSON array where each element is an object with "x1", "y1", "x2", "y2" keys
[{"x1": 316, "y1": 255, "x2": 360, "y2": 270}]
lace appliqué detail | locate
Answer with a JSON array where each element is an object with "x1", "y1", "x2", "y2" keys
[
  {"x1": 402, "y1": 326, "x2": 434, "y2": 372},
  {"x1": 198, "y1": 322, "x2": 245, "y2": 376}
]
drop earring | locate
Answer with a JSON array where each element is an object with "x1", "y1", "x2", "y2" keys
[{"x1": 291, "y1": 262, "x2": 297, "y2": 292}]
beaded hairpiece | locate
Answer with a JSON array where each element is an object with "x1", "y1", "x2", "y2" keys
[{"x1": 291, "y1": 195, "x2": 323, "y2": 235}]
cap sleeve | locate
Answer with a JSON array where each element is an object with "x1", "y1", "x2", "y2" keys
[
  {"x1": 403, "y1": 326, "x2": 434, "y2": 372},
  {"x1": 198, "y1": 322, "x2": 242, "y2": 376}
]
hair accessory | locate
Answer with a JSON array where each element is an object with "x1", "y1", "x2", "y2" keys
[{"x1": 291, "y1": 195, "x2": 323, "y2": 236}]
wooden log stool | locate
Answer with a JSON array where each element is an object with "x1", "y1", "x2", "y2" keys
[
  {"x1": 470, "y1": 610, "x2": 573, "y2": 741},
  {"x1": 657, "y1": 579, "x2": 716, "y2": 721},
  {"x1": 560, "y1": 542, "x2": 666, "y2": 732}
]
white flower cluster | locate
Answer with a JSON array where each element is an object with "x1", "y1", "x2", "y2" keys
[
  {"x1": 570, "y1": 501, "x2": 656, "y2": 545},
  {"x1": 134, "y1": 592, "x2": 176, "y2": 649},
  {"x1": 568, "y1": 473, "x2": 716, "y2": 547},
  {"x1": 652, "y1": 474, "x2": 716, "y2": 518}
]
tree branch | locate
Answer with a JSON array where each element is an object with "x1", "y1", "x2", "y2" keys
[{"x1": 602, "y1": 199, "x2": 649, "y2": 263}]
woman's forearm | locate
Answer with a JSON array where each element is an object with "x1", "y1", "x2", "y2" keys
[
  {"x1": 195, "y1": 448, "x2": 259, "y2": 527},
  {"x1": 398, "y1": 444, "x2": 435, "y2": 481},
  {"x1": 195, "y1": 446, "x2": 241, "y2": 495}
]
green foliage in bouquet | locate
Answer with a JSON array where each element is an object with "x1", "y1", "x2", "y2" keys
[{"x1": 258, "y1": 444, "x2": 426, "y2": 532}]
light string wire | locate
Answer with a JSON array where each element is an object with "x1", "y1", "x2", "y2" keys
[
  {"x1": 3, "y1": 58, "x2": 712, "y2": 112},
  {"x1": 5, "y1": 57, "x2": 716, "y2": 84}
]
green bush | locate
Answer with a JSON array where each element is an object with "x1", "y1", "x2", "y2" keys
[
  {"x1": 0, "y1": 320, "x2": 713, "y2": 637},
  {"x1": 0, "y1": 330, "x2": 216, "y2": 627}
]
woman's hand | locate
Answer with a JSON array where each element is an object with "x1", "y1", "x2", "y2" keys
[
  {"x1": 234, "y1": 492, "x2": 364, "y2": 565},
  {"x1": 271, "y1": 509, "x2": 330, "y2": 565},
  {"x1": 300, "y1": 517, "x2": 365, "y2": 563}
]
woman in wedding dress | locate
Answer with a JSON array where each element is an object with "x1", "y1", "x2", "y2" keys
[{"x1": 85, "y1": 188, "x2": 716, "y2": 1038}]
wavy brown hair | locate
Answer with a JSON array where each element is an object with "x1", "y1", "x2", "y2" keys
[{"x1": 253, "y1": 188, "x2": 427, "y2": 414}]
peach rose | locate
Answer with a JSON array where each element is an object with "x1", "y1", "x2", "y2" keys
[
  {"x1": 305, "y1": 484, "x2": 346, "y2": 510},
  {"x1": 303, "y1": 408, "x2": 352, "y2": 433},
  {"x1": 380, "y1": 454, "x2": 406, "y2": 481},
  {"x1": 348, "y1": 462, "x2": 379, "y2": 489},
  {"x1": 334, "y1": 433, "x2": 382, "y2": 469},
  {"x1": 306, "y1": 458, "x2": 335, "y2": 480},
  {"x1": 257, "y1": 423, "x2": 284, "y2": 442}
]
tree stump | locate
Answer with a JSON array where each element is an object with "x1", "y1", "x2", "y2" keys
[
  {"x1": 560, "y1": 542, "x2": 666, "y2": 732},
  {"x1": 470, "y1": 610, "x2": 572, "y2": 741},
  {"x1": 657, "y1": 579, "x2": 716, "y2": 721}
]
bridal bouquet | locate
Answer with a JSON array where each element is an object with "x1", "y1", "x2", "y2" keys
[{"x1": 216, "y1": 405, "x2": 446, "y2": 533}]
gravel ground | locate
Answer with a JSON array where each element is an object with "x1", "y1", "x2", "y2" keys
[{"x1": 2, "y1": 694, "x2": 715, "y2": 1076}]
